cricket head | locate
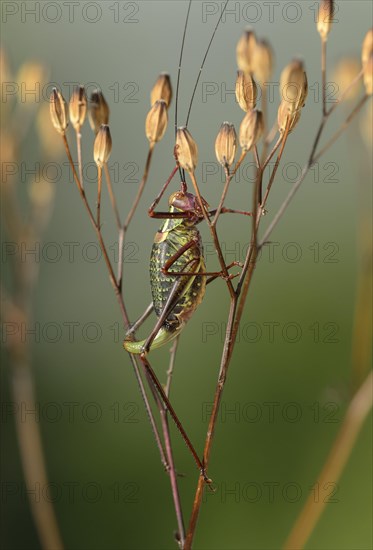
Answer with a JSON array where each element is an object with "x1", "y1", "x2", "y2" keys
[{"x1": 168, "y1": 183, "x2": 209, "y2": 223}]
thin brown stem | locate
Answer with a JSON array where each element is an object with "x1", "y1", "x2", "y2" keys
[
  {"x1": 61, "y1": 133, "x2": 168, "y2": 470},
  {"x1": 184, "y1": 297, "x2": 238, "y2": 550},
  {"x1": 190, "y1": 171, "x2": 235, "y2": 299},
  {"x1": 327, "y1": 67, "x2": 364, "y2": 117},
  {"x1": 97, "y1": 165, "x2": 102, "y2": 227},
  {"x1": 313, "y1": 95, "x2": 368, "y2": 163},
  {"x1": 211, "y1": 150, "x2": 249, "y2": 227},
  {"x1": 76, "y1": 128, "x2": 84, "y2": 191},
  {"x1": 185, "y1": 145, "x2": 264, "y2": 548},
  {"x1": 283, "y1": 370, "x2": 373, "y2": 550},
  {"x1": 260, "y1": 85, "x2": 268, "y2": 165},
  {"x1": 162, "y1": 336, "x2": 185, "y2": 547},
  {"x1": 262, "y1": 134, "x2": 282, "y2": 172},
  {"x1": 123, "y1": 143, "x2": 155, "y2": 232},
  {"x1": 2, "y1": 244, "x2": 64, "y2": 550},
  {"x1": 322, "y1": 37, "x2": 327, "y2": 116},
  {"x1": 184, "y1": 21, "x2": 368, "y2": 547},
  {"x1": 260, "y1": 96, "x2": 370, "y2": 249},
  {"x1": 165, "y1": 336, "x2": 179, "y2": 398},
  {"x1": 104, "y1": 162, "x2": 122, "y2": 229},
  {"x1": 261, "y1": 119, "x2": 291, "y2": 210},
  {"x1": 212, "y1": 166, "x2": 230, "y2": 226}
]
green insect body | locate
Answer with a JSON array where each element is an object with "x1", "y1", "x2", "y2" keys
[{"x1": 124, "y1": 189, "x2": 207, "y2": 354}]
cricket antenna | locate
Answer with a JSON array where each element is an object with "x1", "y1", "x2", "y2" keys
[
  {"x1": 175, "y1": 0, "x2": 192, "y2": 139},
  {"x1": 185, "y1": 0, "x2": 229, "y2": 127},
  {"x1": 175, "y1": 0, "x2": 229, "y2": 184}
]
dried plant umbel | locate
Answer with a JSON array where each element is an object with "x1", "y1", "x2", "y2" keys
[{"x1": 48, "y1": 1, "x2": 372, "y2": 549}]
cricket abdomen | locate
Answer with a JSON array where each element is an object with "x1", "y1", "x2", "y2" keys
[{"x1": 150, "y1": 224, "x2": 206, "y2": 325}]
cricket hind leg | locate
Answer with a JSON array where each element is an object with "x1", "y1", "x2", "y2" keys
[{"x1": 125, "y1": 302, "x2": 154, "y2": 338}]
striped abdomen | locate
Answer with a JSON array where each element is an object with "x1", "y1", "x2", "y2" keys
[{"x1": 150, "y1": 225, "x2": 206, "y2": 330}]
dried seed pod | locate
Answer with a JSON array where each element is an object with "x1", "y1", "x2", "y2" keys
[
  {"x1": 362, "y1": 28, "x2": 373, "y2": 66},
  {"x1": 239, "y1": 110, "x2": 264, "y2": 152},
  {"x1": 50, "y1": 87, "x2": 68, "y2": 135},
  {"x1": 236, "y1": 71, "x2": 257, "y2": 112},
  {"x1": 277, "y1": 100, "x2": 301, "y2": 134},
  {"x1": 280, "y1": 59, "x2": 308, "y2": 113},
  {"x1": 252, "y1": 39, "x2": 274, "y2": 84},
  {"x1": 332, "y1": 58, "x2": 362, "y2": 101},
  {"x1": 145, "y1": 100, "x2": 168, "y2": 143},
  {"x1": 363, "y1": 54, "x2": 373, "y2": 95},
  {"x1": 236, "y1": 28, "x2": 257, "y2": 73},
  {"x1": 89, "y1": 90, "x2": 109, "y2": 133},
  {"x1": 176, "y1": 127, "x2": 198, "y2": 172},
  {"x1": 215, "y1": 122, "x2": 237, "y2": 168},
  {"x1": 317, "y1": 0, "x2": 334, "y2": 39},
  {"x1": 69, "y1": 85, "x2": 87, "y2": 131},
  {"x1": 94, "y1": 124, "x2": 112, "y2": 166},
  {"x1": 150, "y1": 73, "x2": 172, "y2": 107}
]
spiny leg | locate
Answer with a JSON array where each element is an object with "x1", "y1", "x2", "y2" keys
[
  {"x1": 162, "y1": 239, "x2": 242, "y2": 281},
  {"x1": 142, "y1": 263, "x2": 197, "y2": 354},
  {"x1": 139, "y1": 353, "x2": 210, "y2": 482},
  {"x1": 125, "y1": 302, "x2": 154, "y2": 338}
]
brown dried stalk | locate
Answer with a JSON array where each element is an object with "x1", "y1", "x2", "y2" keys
[
  {"x1": 63, "y1": 119, "x2": 189, "y2": 543},
  {"x1": 283, "y1": 370, "x2": 372, "y2": 550},
  {"x1": 1, "y1": 59, "x2": 64, "y2": 550},
  {"x1": 184, "y1": 38, "x2": 369, "y2": 550}
]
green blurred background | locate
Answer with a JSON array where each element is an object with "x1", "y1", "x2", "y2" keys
[{"x1": 1, "y1": 1, "x2": 372, "y2": 549}]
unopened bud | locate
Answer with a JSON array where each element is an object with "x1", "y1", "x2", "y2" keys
[
  {"x1": 317, "y1": 0, "x2": 334, "y2": 40},
  {"x1": 50, "y1": 88, "x2": 68, "y2": 135},
  {"x1": 176, "y1": 127, "x2": 198, "y2": 172},
  {"x1": 89, "y1": 90, "x2": 109, "y2": 133},
  {"x1": 215, "y1": 122, "x2": 237, "y2": 168},
  {"x1": 236, "y1": 28, "x2": 257, "y2": 73},
  {"x1": 239, "y1": 110, "x2": 264, "y2": 152},
  {"x1": 362, "y1": 28, "x2": 373, "y2": 66},
  {"x1": 280, "y1": 59, "x2": 308, "y2": 113},
  {"x1": 236, "y1": 71, "x2": 257, "y2": 112},
  {"x1": 94, "y1": 124, "x2": 112, "y2": 167},
  {"x1": 277, "y1": 100, "x2": 301, "y2": 134},
  {"x1": 252, "y1": 39, "x2": 274, "y2": 84},
  {"x1": 69, "y1": 85, "x2": 87, "y2": 131},
  {"x1": 150, "y1": 73, "x2": 172, "y2": 107},
  {"x1": 363, "y1": 54, "x2": 373, "y2": 95},
  {"x1": 145, "y1": 100, "x2": 168, "y2": 143}
]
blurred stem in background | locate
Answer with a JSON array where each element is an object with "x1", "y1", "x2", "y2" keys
[{"x1": 1, "y1": 52, "x2": 64, "y2": 549}]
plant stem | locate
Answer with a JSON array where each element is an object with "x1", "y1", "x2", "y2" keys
[
  {"x1": 283, "y1": 370, "x2": 373, "y2": 550},
  {"x1": 261, "y1": 119, "x2": 290, "y2": 210},
  {"x1": 313, "y1": 95, "x2": 368, "y2": 163},
  {"x1": 123, "y1": 143, "x2": 155, "y2": 232},
  {"x1": 104, "y1": 162, "x2": 122, "y2": 229},
  {"x1": 97, "y1": 164, "x2": 102, "y2": 227},
  {"x1": 185, "y1": 76, "x2": 364, "y2": 546},
  {"x1": 61, "y1": 133, "x2": 168, "y2": 469},
  {"x1": 322, "y1": 37, "x2": 327, "y2": 116},
  {"x1": 162, "y1": 337, "x2": 185, "y2": 547},
  {"x1": 76, "y1": 128, "x2": 84, "y2": 190},
  {"x1": 190, "y1": 171, "x2": 235, "y2": 299}
]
